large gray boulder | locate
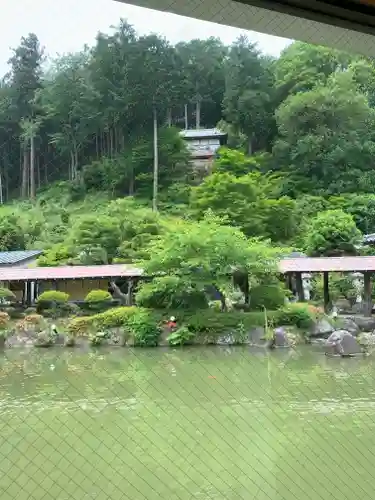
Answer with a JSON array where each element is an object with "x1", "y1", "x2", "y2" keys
[
  {"x1": 349, "y1": 316, "x2": 375, "y2": 332},
  {"x1": 335, "y1": 317, "x2": 360, "y2": 336},
  {"x1": 310, "y1": 318, "x2": 334, "y2": 338},
  {"x1": 325, "y1": 330, "x2": 362, "y2": 357}
]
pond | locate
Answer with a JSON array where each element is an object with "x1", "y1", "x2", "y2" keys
[{"x1": 0, "y1": 346, "x2": 374, "y2": 499}]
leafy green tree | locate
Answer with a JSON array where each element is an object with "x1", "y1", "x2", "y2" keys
[
  {"x1": 223, "y1": 36, "x2": 274, "y2": 154},
  {"x1": 304, "y1": 210, "x2": 362, "y2": 256},
  {"x1": 73, "y1": 215, "x2": 122, "y2": 262},
  {"x1": 274, "y1": 71, "x2": 375, "y2": 195},
  {"x1": 0, "y1": 212, "x2": 26, "y2": 250},
  {"x1": 190, "y1": 171, "x2": 297, "y2": 242},
  {"x1": 213, "y1": 147, "x2": 271, "y2": 177},
  {"x1": 141, "y1": 213, "x2": 282, "y2": 305},
  {"x1": 275, "y1": 42, "x2": 352, "y2": 97},
  {"x1": 176, "y1": 38, "x2": 227, "y2": 128}
]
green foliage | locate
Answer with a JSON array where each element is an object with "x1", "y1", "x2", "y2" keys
[
  {"x1": 73, "y1": 214, "x2": 122, "y2": 262},
  {"x1": 126, "y1": 310, "x2": 161, "y2": 347},
  {"x1": 190, "y1": 171, "x2": 298, "y2": 242},
  {"x1": 311, "y1": 274, "x2": 357, "y2": 304},
  {"x1": 304, "y1": 210, "x2": 362, "y2": 257},
  {"x1": 142, "y1": 214, "x2": 283, "y2": 302},
  {"x1": 167, "y1": 326, "x2": 195, "y2": 346},
  {"x1": 0, "y1": 288, "x2": 16, "y2": 302},
  {"x1": 37, "y1": 291, "x2": 69, "y2": 304},
  {"x1": 213, "y1": 148, "x2": 271, "y2": 176},
  {"x1": 85, "y1": 290, "x2": 112, "y2": 303},
  {"x1": 250, "y1": 283, "x2": 286, "y2": 310},
  {"x1": 277, "y1": 303, "x2": 319, "y2": 330},
  {"x1": 92, "y1": 307, "x2": 139, "y2": 330},
  {"x1": 274, "y1": 70, "x2": 375, "y2": 195},
  {"x1": 136, "y1": 276, "x2": 208, "y2": 309},
  {"x1": 0, "y1": 213, "x2": 26, "y2": 251}
]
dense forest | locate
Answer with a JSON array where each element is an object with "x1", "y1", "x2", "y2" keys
[{"x1": 1, "y1": 19, "x2": 375, "y2": 279}]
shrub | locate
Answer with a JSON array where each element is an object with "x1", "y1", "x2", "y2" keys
[
  {"x1": 0, "y1": 287, "x2": 15, "y2": 302},
  {"x1": 37, "y1": 291, "x2": 70, "y2": 317},
  {"x1": 24, "y1": 307, "x2": 37, "y2": 315},
  {"x1": 3, "y1": 306, "x2": 24, "y2": 319},
  {"x1": 167, "y1": 326, "x2": 195, "y2": 346},
  {"x1": 59, "y1": 302, "x2": 82, "y2": 316},
  {"x1": 136, "y1": 276, "x2": 208, "y2": 309},
  {"x1": 93, "y1": 307, "x2": 139, "y2": 330},
  {"x1": 37, "y1": 290, "x2": 70, "y2": 304},
  {"x1": 276, "y1": 303, "x2": 320, "y2": 329},
  {"x1": 249, "y1": 284, "x2": 286, "y2": 310},
  {"x1": 0, "y1": 311, "x2": 10, "y2": 330},
  {"x1": 25, "y1": 314, "x2": 44, "y2": 325},
  {"x1": 67, "y1": 316, "x2": 94, "y2": 335},
  {"x1": 85, "y1": 290, "x2": 112, "y2": 303},
  {"x1": 19, "y1": 314, "x2": 47, "y2": 333},
  {"x1": 84, "y1": 289, "x2": 113, "y2": 312},
  {"x1": 127, "y1": 310, "x2": 161, "y2": 347}
]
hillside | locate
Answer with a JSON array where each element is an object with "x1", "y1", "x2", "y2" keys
[{"x1": 1, "y1": 21, "x2": 375, "y2": 268}]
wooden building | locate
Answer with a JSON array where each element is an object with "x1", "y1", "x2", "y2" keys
[{"x1": 0, "y1": 264, "x2": 143, "y2": 305}]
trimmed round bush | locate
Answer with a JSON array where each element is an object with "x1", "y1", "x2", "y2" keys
[
  {"x1": 85, "y1": 290, "x2": 112, "y2": 303},
  {"x1": 37, "y1": 290, "x2": 69, "y2": 303}
]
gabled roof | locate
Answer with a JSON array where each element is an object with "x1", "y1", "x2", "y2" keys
[
  {"x1": 180, "y1": 128, "x2": 227, "y2": 139},
  {"x1": 279, "y1": 256, "x2": 375, "y2": 273},
  {"x1": 0, "y1": 250, "x2": 43, "y2": 266},
  {"x1": 0, "y1": 264, "x2": 143, "y2": 281}
]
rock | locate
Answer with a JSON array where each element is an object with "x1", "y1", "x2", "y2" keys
[
  {"x1": 248, "y1": 327, "x2": 264, "y2": 345},
  {"x1": 348, "y1": 316, "x2": 375, "y2": 332},
  {"x1": 325, "y1": 330, "x2": 362, "y2": 357},
  {"x1": 34, "y1": 331, "x2": 54, "y2": 348},
  {"x1": 335, "y1": 317, "x2": 360, "y2": 336},
  {"x1": 217, "y1": 334, "x2": 235, "y2": 346},
  {"x1": 310, "y1": 318, "x2": 334, "y2": 338},
  {"x1": 267, "y1": 327, "x2": 292, "y2": 349},
  {"x1": 334, "y1": 299, "x2": 352, "y2": 313}
]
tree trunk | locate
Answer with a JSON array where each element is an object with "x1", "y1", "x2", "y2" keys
[
  {"x1": 110, "y1": 281, "x2": 127, "y2": 305},
  {"x1": 195, "y1": 100, "x2": 201, "y2": 129},
  {"x1": 21, "y1": 146, "x2": 29, "y2": 198},
  {"x1": 247, "y1": 136, "x2": 253, "y2": 155},
  {"x1": 30, "y1": 134, "x2": 35, "y2": 199},
  {"x1": 37, "y1": 155, "x2": 41, "y2": 189},
  {"x1": 109, "y1": 128, "x2": 114, "y2": 158},
  {"x1": 0, "y1": 168, "x2": 3, "y2": 205},
  {"x1": 95, "y1": 133, "x2": 99, "y2": 158},
  {"x1": 184, "y1": 104, "x2": 188, "y2": 129},
  {"x1": 166, "y1": 108, "x2": 172, "y2": 127}
]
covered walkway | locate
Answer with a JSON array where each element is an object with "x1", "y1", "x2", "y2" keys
[{"x1": 279, "y1": 256, "x2": 375, "y2": 316}]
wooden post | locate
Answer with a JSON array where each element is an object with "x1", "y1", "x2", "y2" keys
[
  {"x1": 295, "y1": 272, "x2": 304, "y2": 302},
  {"x1": 286, "y1": 273, "x2": 293, "y2": 294},
  {"x1": 363, "y1": 271, "x2": 372, "y2": 317},
  {"x1": 323, "y1": 272, "x2": 330, "y2": 313}
]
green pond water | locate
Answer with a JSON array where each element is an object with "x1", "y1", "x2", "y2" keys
[{"x1": 0, "y1": 346, "x2": 375, "y2": 500}]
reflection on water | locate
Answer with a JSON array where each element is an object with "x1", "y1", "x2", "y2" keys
[{"x1": 0, "y1": 346, "x2": 374, "y2": 499}]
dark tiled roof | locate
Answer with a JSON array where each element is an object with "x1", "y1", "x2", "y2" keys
[
  {"x1": 363, "y1": 234, "x2": 375, "y2": 244},
  {"x1": 0, "y1": 264, "x2": 143, "y2": 281},
  {"x1": 0, "y1": 250, "x2": 43, "y2": 266},
  {"x1": 279, "y1": 256, "x2": 375, "y2": 273}
]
